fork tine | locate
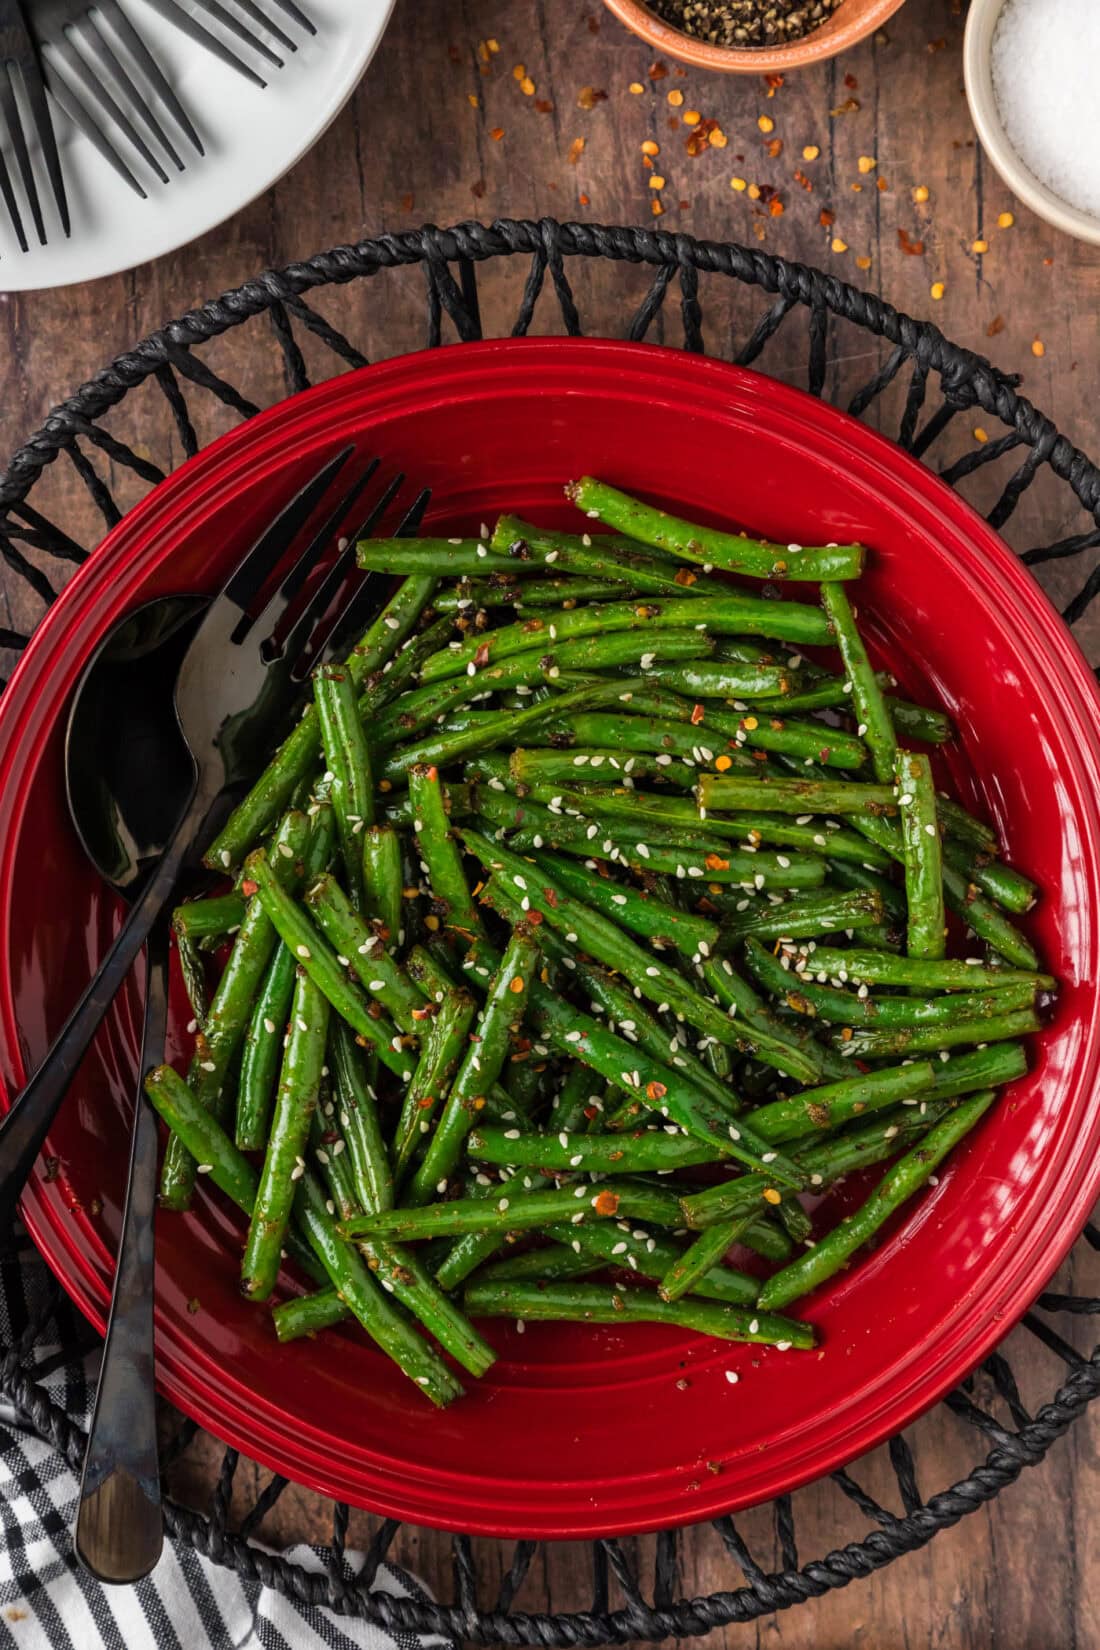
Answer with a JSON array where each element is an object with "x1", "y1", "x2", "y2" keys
[
  {"x1": 12, "y1": 46, "x2": 69, "y2": 237},
  {"x1": 95, "y1": 0, "x2": 204, "y2": 155},
  {"x1": 137, "y1": 0, "x2": 267, "y2": 88},
  {"x1": 281, "y1": 469, "x2": 409, "y2": 677},
  {"x1": 312, "y1": 486, "x2": 432, "y2": 672},
  {"x1": 244, "y1": 462, "x2": 390, "y2": 658},
  {"x1": 265, "y1": 0, "x2": 316, "y2": 35},
  {"x1": 222, "y1": 446, "x2": 354, "y2": 614},
  {"x1": 48, "y1": 31, "x2": 171, "y2": 184},
  {"x1": 73, "y1": 15, "x2": 184, "y2": 172},
  {"x1": 42, "y1": 64, "x2": 147, "y2": 198},
  {"x1": 186, "y1": 0, "x2": 285, "y2": 69},
  {"x1": 0, "y1": 142, "x2": 28, "y2": 253},
  {"x1": 231, "y1": 0, "x2": 297, "y2": 54},
  {"x1": 0, "y1": 65, "x2": 45, "y2": 244}
]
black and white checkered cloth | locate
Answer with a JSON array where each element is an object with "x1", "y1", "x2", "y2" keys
[{"x1": 0, "y1": 1234, "x2": 454, "y2": 1650}]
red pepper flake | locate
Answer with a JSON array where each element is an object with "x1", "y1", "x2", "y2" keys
[
  {"x1": 587, "y1": 12, "x2": 600, "y2": 31},
  {"x1": 509, "y1": 975, "x2": 526, "y2": 994},
  {"x1": 544, "y1": 888, "x2": 559, "y2": 908},
  {"x1": 704, "y1": 853, "x2": 731, "y2": 871},
  {"x1": 240, "y1": 878, "x2": 258, "y2": 897},
  {"x1": 793, "y1": 169, "x2": 813, "y2": 192},
  {"x1": 400, "y1": 193, "x2": 414, "y2": 212},
  {"x1": 648, "y1": 60, "x2": 668, "y2": 79},
  {"x1": 645, "y1": 1080, "x2": 668, "y2": 1101},
  {"x1": 593, "y1": 1190, "x2": 620, "y2": 1216},
  {"x1": 473, "y1": 641, "x2": 492, "y2": 667},
  {"x1": 490, "y1": 127, "x2": 504, "y2": 142},
  {"x1": 577, "y1": 85, "x2": 607, "y2": 110},
  {"x1": 764, "y1": 73, "x2": 784, "y2": 94},
  {"x1": 987, "y1": 314, "x2": 1005, "y2": 336},
  {"x1": 535, "y1": 99, "x2": 554, "y2": 113},
  {"x1": 830, "y1": 97, "x2": 861, "y2": 116},
  {"x1": 927, "y1": 35, "x2": 947, "y2": 51},
  {"x1": 819, "y1": 207, "x2": 835, "y2": 227},
  {"x1": 844, "y1": 72, "x2": 858, "y2": 88},
  {"x1": 765, "y1": 137, "x2": 783, "y2": 158},
  {"x1": 897, "y1": 227, "x2": 925, "y2": 256},
  {"x1": 567, "y1": 137, "x2": 585, "y2": 165},
  {"x1": 579, "y1": 192, "x2": 590, "y2": 206},
  {"x1": 768, "y1": 197, "x2": 785, "y2": 217},
  {"x1": 470, "y1": 178, "x2": 486, "y2": 199},
  {"x1": 690, "y1": 702, "x2": 705, "y2": 726},
  {"x1": 411, "y1": 1005, "x2": 434, "y2": 1022},
  {"x1": 447, "y1": 44, "x2": 462, "y2": 63}
]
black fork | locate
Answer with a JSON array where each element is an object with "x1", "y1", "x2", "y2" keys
[{"x1": 0, "y1": 0, "x2": 67, "y2": 248}]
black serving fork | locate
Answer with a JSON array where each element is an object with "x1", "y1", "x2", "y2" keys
[
  {"x1": 0, "y1": 0, "x2": 67, "y2": 248},
  {"x1": 29, "y1": 0, "x2": 205, "y2": 195},
  {"x1": 141, "y1": 0, "x2": 314, "y2": 88},
  {"x1": 0, "y1": 444, "x2": 415, "y2": 1232}
]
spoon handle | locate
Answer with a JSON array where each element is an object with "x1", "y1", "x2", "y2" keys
[
  {"x1": 74, "y1": 916, "x2": 169, "y2": 1584},
  {"x1": 0, "y1": 794, "x2": 204, "y2": 1234}
]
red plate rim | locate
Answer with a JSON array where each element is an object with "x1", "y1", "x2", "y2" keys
[{"x1": 2, "y1": 336, "x2": 1100, "y2": 1538}]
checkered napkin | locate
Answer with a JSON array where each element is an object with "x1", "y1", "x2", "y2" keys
[{"x1": 0, "y1": 1233, "x2": 453, "y2": 1650}]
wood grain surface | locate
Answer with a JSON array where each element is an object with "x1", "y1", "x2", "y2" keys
[{"x1": 3, "y1": 0, "x2": 1099, "y2": 1643}]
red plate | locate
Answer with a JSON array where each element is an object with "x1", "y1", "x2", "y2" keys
[{"x1": 2, "y1": 338, "x2": 1099, "y2": 1539}]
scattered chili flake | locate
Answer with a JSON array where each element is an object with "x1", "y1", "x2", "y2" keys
[
  {"x1": 400, "y1": 192, "x2": 415, "y2": 212},
  {"x1": 683, "y1": 108, "x2": 701, "y2": 125},
  {"x1": 715, "y1": 753, "x2": 733, "y2": 771},
  {"x1": 674, "y1": 567, "x2": 697, "y2": 585},
  {"x1": 927, "y1": 35, "x2": 947, "y2": 51},
  {"x1": 1043, "y1": 256, "x2": 1054, "y2": 267},
  {"x1": 730, "y1": 177, "x2": 747, "y2": 192},
  {"x1": 876, "y1": 176, "x2": 888, "y2": 192},
  {"x1": 536, "y1": 99, "x2": 554, "y2": 113},
  {"x1": 897, "y1": 228, "x2": 925, "y2": 255},
  {"x1": 490, "y1": 126, "x2": 504, "y2": 141},
  {"x1": 577, "y1": 85, "x2": 607, "y2": 109},
  {"x1": 747, "y1": 183, "x2": 761, "y2": 200},
  {"x1": 487, "y1": 37, "x2": 500, "y2": 52},
  {"x1": 240, "y1": 877, "x2": 259, "y2": 897},
  {"x1": 424, "y1": 913, "x2": 440, "y2": 932},
  {"x1": 912, "y1": 184, "x2": 930, "y2": 203},
  {"x1": 763, "y1": 1187, "x2": 782, "y2": 1206},
  {"x1": 986, "y1": 314, "x2": 1005, "y2": 336},
  {"x1": 768, "y1": 196, "x2": 785, "y2": 216},
  {"x1": 512, "y1": 63, "x2": 525, "y2": 79},
  {"x1": 793, "y1": 169, "x2": 813, "y2": 192},
  {"x1": 470, "y1": 178, "x2": 486, "y2": 198},
  {"x1": 855, "y1": 254, "x2": 872, "y2": 270},
  {"x1": 668, "y1": 89, "x2": 684, "y2": 106},
  {"x1": 649, "y1": 60, "x2": 669, "y2": 78},
  {"x1": 520, "y1": 76, "x2": 535, "y2": 95},
  {"x1": 974, "y1": 427, "x2": 989, "y2": 444},
  {"x1": 708, "y1": 127, "x2": 728, "y2": 149},
  {"x1": 646, "y1": 1081, "x2": 668, "y2": 1101},
  {"x1": 930, "y1": 281, "x2": 945, "y2": 300},
  {"x1": 467, "y1": 93, "x2": 479, "y2": 108},
  {"x1": 690, "y1": 702, "x2": 705, "y2": 725},
  {"x1": 1032, "y1": 338, "x2": 1046, "y2": 357},
  {"x1": 819, "y1": 207, "x2": 834, "y2": 227},
  {"x1": 629, "y1": 81, "x2": 645, "y2": 94},
  {"x1": 765, "y1": 136, "x2": 783, "y2": 157},
  {"x1": 844, "y1": 72, "x2": 858, "y2": 89},
  {"x1": 857, "y1": 155, "x2": 876, "y2": 173},
  {"x1": 651, "y1": 194, "x2": 665, "y2": 215},
  {"x1": 643, "y1": 154, "x2": 654, "y2": 169},
  {"x1": 473, "y1": 641, "x2": 492, "y2": 667},
  {"x1": 509, "y1": 976, "x2": 526, "y2": 994},
  {"x1": 998, "y1": 211, "x2": 1015, "y2": 228},
  {"x1": 851, "y1": 183, "x2": 863, "y2": 193},
  {"x1": 802, "y1": 144, "x2": 820, "y2": 161},
  {"x1": 830, "y1": 97, "x2": 860, "y2": 116},
  {"x1": 971, "y1": 238, "x2": 988, "y2": 253},
  {"x1": 579, "y1": 192, "x2": 590, "y2": 206},
  {"x1": 567, "y1": 137, "x2": 585, "y2": 165},
  {"x1": 757, "y1": 114, "x2": 775, "y2": 134},
  {"x1": 840, "y1": 1026, "x2": 854, "y2": 1041},
  {"x1": 831, "y1": 237, "x2": 848, "y2": 253},
  {"x1": 765, "y1": 73, "x2": 784, "y2": 93},
  {"x1": 593, "y1": 1190, "x2": 620, "y2": 1216},
  {"x1": 447, "y1": 44, "x2": 462, "y2": 63},
  {"x1": 642, "y1": 139, "x2": 660, "y2": 155},
  {"x1": 704, "y1": 853, "x2": 731, "y2": 871}
]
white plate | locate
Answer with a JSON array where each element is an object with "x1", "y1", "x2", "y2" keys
[{"x1": 0, "y1": 0, "x2": 393, "y2": 292}]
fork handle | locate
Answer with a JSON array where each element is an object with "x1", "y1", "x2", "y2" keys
[
  {"x1": 0, "y1": 795, "x2": 204, "y2": 1235},
  {"x1": 74, "y1": 916, "x2": 169, "y2": 1585}
]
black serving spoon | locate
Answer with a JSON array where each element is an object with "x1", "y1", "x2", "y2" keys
[{"x1": 65, "y1": 594, "x2": 204, "y2": 1584}]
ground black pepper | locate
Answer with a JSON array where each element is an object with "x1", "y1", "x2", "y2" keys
[{"x1": 647, "y1": 0, "x2": 842, "y2": 47}]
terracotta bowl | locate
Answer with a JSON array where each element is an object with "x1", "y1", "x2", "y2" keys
[{"x1": 601, "y1": 0, "x2": 908, "y2": 72}]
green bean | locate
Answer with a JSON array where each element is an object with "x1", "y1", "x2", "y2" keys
[
  {"x1": 826, "y1": 859, "x2": 908, "y2": 924},
  {"x1": 540, "y1": 1220, "x2": 761, "y2": 1305},
  {"x1": 928, "y1": 1042, "x2": 1028, "y2": 1097},
  {"x1": 175, "y1": 926, "x2": 209, "y2": 1033},
  {"x1": 435, "y1": 577, "x2": 631, "y2": 609},
  {"x1": 941, "y1": 865, "x2": 1040, "y2": 971},
  {"x1": 361, "y1": 823, "x2": 403, "y2": 944},
  {"x1": 393, "y1": 988, "x2": 476, "y2": 1181},
  {"x1": 329, "y1": 1019, "x2": 394, "y2": 1216},
  {"x1": 293, "y1": 1169, "x2": 463, "y2": 1406},
  {"x1": 490, "y1": 513, "x2": 733, "y2": 596},
  {"x1": 819, "y1": 582, "x2": 897, "y2": 783},
  {"x1": 477, "y1": 1242, "x2": 602, "y2": 1285},
  {"x1": 768, "y1": 672, "x2": 953, "y2": 743},
  {"x1": 937, "y1": 794, "x2": 998, "y2": 853},
  {"x1": 235, "y1": 944, "x2": 297, "y2": 1150},
  {"x1": 758, "y1": 1090, "x2": 998, "y2": 1309},
  {"x1": 343, "y1": 1180, "x2": 680, "y2": 1241},
  {"x1": 144, "y1": 1063, "x2": 323, "y2": 1284},
  {"x1": 408, "y1": 763, "x2": 486, "y2": 941},
  {"x1": 698, "y1": 773, "x2": 898, "y2": 817},
  {"x1": 745, "y1": 935, "x2": 1037, "y2": 1027},
  {"x1": 942, "y1": 837, "x2": 1038, "y2": 915},
  {"x1": 833, "y1": 1007, "x2": 1040, "y2": 1059},
  {"x1": 272, "y1": 1288, "x2": 348, "y2": 1342},
  {"x1": 567, "y1": 477, "x2": 863, "y2": 584},
  {"x1": 639, "y1": 660, "x2": 798, "y2": 698},
  {"x1": 465, "y1": 1277, "x2": 815, "y2": 1347},
  {"x1": 432, "y1": 1178, "x2": 519, "y2": 1292},
  {"x1": 314, "y1": 664, "x2": 375, "y2": 911},
  {"x1": 722, "y1": 888, "x2": 886, "y2": 945},
  {"x1": 306, "y1": 874, "x2": 423, "y2": 1030},
  {"x1": 407, "y1": 926, "x2": 539, "y2": 1206},
  {"x1": 420, "y1": 594, "x2": 833, "y2": 684},
  {"x1": 535, "y1": 850, "x2": 717, "y2": 955},
  {"x1": 894, "y1": 750, "x2": 945, "y2": 959},
  {"x1": 356, "y1": 538, "x2": 550, "y2": 577},
  {"x1": 611, "y1": 840, "x2": 827, "y2": 889},
  {"x1": 694, "y1": 951, "x2": 844, "y2": 1083},
  {"x1": 353, "y1": 1236, "x2": 497, "y2": 1378},
  {"x1": 309, "y1": 1098, "x2": 359, "y2": 1221},
  {"x1": 745, "y1": 1061, "x2": 936, "y2": 1142},
  {"x1": 206, "y1": 574, "x2": 437, "y2": 871},
  {"x1": 552, "y1": 1064, "x2": 603, "y2": 1132},
  {"x1": 172, "y1": 894, "x2": 247, "y2": 941},
  {"x1": 246, "y1": 848, "x2": 416, "y2": 1082},
  {"x1": 242, "y1": 970, "x2": 330, "y2": 1301},
  {"x1": 658, "y1": 1216, "x2": 758, "y2": 1304},
  {"x1": 794, "y1": 947, "x2": 1052, "y2": 992},
  {"x1": 160, "y1": 808, "x2": 312, "y2": 1210},
  {"x1": 468, "y1": 1126, "x2": 724, "y2": 1174}
]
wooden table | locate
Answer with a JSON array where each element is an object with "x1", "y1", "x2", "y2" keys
[{"x1": 2, "y1": 0, "x2": 1098, "y2": 1642}]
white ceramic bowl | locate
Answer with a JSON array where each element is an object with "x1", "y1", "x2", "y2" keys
[{"x1": 963, "y1": 0, "x2": 1100, "y2": 246}]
